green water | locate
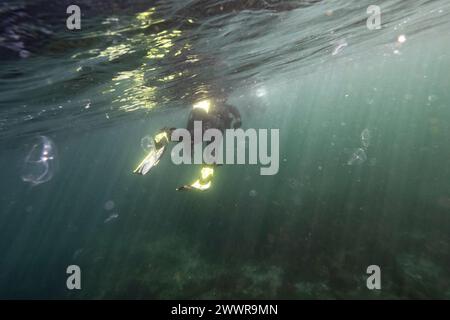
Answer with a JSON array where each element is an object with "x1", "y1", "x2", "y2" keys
[{"x1": 0, "y1": 0, "x2": 450, "y2": 299}]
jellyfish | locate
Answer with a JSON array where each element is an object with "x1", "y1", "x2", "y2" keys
[
  {"x1": 104, "y1": 200, "x2": 115, "y2": 211},
  {"x1": 347, "y1": 148, "x2": 367, "y2": 166},
  {"x1": 361, "y1": 128, "x2": 371, "y2": 149},
  {"x1": 140, "y1": 135, "x2": 155, "y2": 153},
  {"x1": 21, "y1": 136, "x2": 58, "y2": 186}
]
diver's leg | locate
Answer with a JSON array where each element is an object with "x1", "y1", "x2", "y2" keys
[{"x1": 133, "y1": 127, "x2": 175, "y2": 175}]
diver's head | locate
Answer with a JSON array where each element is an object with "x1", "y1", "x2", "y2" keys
[{"x1": 192, "y1": 99, "x2": 212, "y2": 113}]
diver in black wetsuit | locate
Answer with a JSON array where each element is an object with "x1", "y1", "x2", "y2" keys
[
  {"x1": 187, "y1": 100, "x2": 241, "y2": 136},
  {"x1": 133, "y1": 97, "x2": 241, "y2": 192}
]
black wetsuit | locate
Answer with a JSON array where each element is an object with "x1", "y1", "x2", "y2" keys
[{"x1": 186, "y1": 103, "x2": 241, "y2": 138}]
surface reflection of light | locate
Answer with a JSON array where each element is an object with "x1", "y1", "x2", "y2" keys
[
  {"x1": 193, "y1": 99, "x2": 211, "y2": 113},
  {"x1": 110, "y1": 69, "x2": 157, "y2": 112},
  {"x1": 186, "y1": 54, "x2": 200, "y2": 63},
  {"x1": 158, "y1": 74, "x2": 177, "y2": 82},
  {"x1": 135, "y1": 7, "x2": 165, "y2": 29},
  {"x1": 146, "y1": 29, "x2": 182, "y2": 59},
  {"x1": 98, "y1": 43, "x2": 134, "y2": 61},
  {"x1": 136, "y1": 8, "x2": 155, "y2": 21},
  {"x1": 74, "y1": 7, "x2": 193, "y2": 114},
  {"x1": 108, "y1": 10, "x2": 185, "y2": 112}
]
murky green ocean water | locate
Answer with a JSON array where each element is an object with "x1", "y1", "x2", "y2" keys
[{"x1": 0, "y1": 0, "x2": 449, "y2": 299}]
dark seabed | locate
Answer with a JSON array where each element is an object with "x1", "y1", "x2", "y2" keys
[{"x1": 0, "y1": 0, "x2": 449, "y2": 299}]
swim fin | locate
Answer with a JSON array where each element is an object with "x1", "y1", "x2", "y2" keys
[
  {"x1": 176, "y1": 166, "x2": 214, "y2": 191},
  {"x1": 133, "y1": 145, "x2": 166, "y2": 175},
  {"x1": 133, "y1": 129, "x2": 174, "y2": 175}
]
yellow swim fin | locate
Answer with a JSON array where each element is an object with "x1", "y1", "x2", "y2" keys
[
  {"x1": 133, "y1": 145, "x2": 166, "y2": 175},
  {"x1": 176, "y1": 166, "x2": 214, "y2": 191},
  {"x1": 133, "y1": 130, "x2": 170, "y2": 175}
]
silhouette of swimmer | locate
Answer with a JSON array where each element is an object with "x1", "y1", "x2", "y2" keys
[{"x1": 133, "y1": 97, "x2": 241, "y2": 191}]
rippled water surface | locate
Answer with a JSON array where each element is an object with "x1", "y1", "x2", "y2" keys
[{"x1": 0, "y1": 0, "x2": 450, "y2": 299}]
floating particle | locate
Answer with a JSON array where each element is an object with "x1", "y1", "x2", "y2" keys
[
  {"x1": 428, "y1": 95, "x2": 438, "y2": 103},
  {"x1": 72, "y1": 249, "x2": 83, "y2": 260},
  {"x1": 397, "y1": 34, "x2": 407, "y2": 44},
  {"x1": 104, "y1": 213, "x2": 119, "y2": 223},
  {"x1": 332, "y1": 41, "x2": 348, "y2": 56},
  {"x1": 347, "y1": 148, "x2": 367, "y2": 166},
  {"x1": 288, "y1": 178, "x2": 300, "y2": 189},
  {"x1": 249, "y1": 190, "x2": 257, "y2": 197},
  {"x1": 104, "y1": 200, "x2": 115, "y2": 211},
  {"x1": 21, "y1": 136, "x2": 58, "y2": 186}
]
